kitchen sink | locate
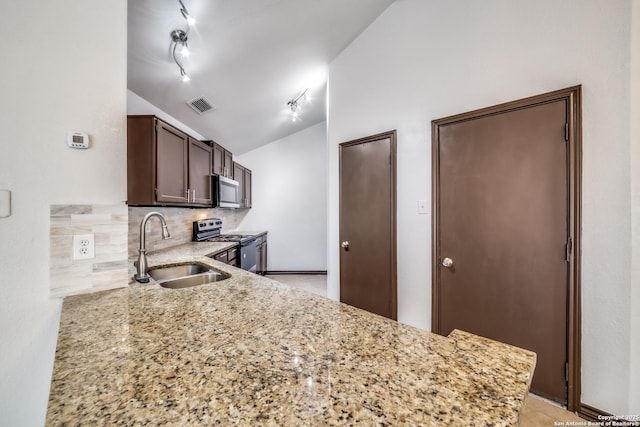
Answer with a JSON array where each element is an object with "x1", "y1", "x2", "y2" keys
[{"x1": 148, "y1": 263, "x2": 230, "y2": 289}]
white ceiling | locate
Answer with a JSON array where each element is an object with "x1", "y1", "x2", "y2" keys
[{"x1": 128, "y1": 0, "x2": 393, "y2": 154}]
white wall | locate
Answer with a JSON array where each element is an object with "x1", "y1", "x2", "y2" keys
[
  {"x1": 0, "y1": 1, "x2": 127, "y2": 425},
  {"x1": 629, "y1": 0, "x2": 640, "y2": 412},
  {"x1": 128, "y1": 90, "x2": 207, "y2": 140},
  {"x1": 328, "y1": 0, "x2": 634, "y2": 414},
  {"x1": 236, "y1": 122, "x2": 327, "y2": 271}
]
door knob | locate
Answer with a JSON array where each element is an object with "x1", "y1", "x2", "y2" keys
[
  {"x1": 442, "y1": 257, "x2": 453, "y2": 268},
  {"x1": 341, "y1": 241, "x2": 349, "y2": 249}
]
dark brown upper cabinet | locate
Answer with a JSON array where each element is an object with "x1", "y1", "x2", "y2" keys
[
  {"x1": 232, "y1": 161, "x2": 252, "y2": 209},
  {"x1": 188, "y1": 137, "x2": 213, "y2": 206},
  {"x1": 244, "y1": 168, "x2": 252, "y2": 209},
  {"x1": 212, "y1": 142, "x2": 233, "y2": 178},
  {"x1": 127, "y1": 115, "x2": 212, "y2": 207},
  {"x1": 155, "y1": 120, "x2": 188, "y2": 204},
  {"x1": 233, "y1": 161, "x2": 244, "y2": 205}
]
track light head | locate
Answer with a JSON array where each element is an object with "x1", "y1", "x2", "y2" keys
[{"x1": 287, "y1": 89, "x2": 310, "y2": 122}]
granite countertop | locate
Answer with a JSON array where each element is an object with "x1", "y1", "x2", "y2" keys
[
  {"x1": 126, "y1": 241, "x2": 239, "y2": 282},
  {"x1": 48, "y1": 245, "x2": 536, "y2": 426},
  {"x1": 222, "y1": 229, "x2": 268, "y2": 237}
]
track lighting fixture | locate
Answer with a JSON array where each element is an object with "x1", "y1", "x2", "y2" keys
[
  {"x1": 287, "y1": 88, "x2": 311, "y2": 122},
  {"x1": 170, "y1": 0, "x2": 195, "y2": 82},
  {"x1": 179, "y1": 0, "x2": 196, "y2": 26}
]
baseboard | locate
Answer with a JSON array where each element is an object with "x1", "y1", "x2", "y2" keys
[
  {"x1": 578, "y1": 403, "x2": 614, "y2": 422},
  {"x1": 265, "y1": 270, "x2": 327, "y2": 275}
]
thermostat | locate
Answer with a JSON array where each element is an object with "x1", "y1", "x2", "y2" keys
[{"x1": 67, "y1": 131, "x2": 89, "y2": 149}]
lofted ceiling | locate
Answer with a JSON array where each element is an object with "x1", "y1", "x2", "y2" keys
[{"x1": 128, "y1": 0, "x2": 394, "y2": 154}]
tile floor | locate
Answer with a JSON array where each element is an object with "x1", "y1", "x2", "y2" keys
[
  {"x1": 266, "y1": 273, "x2": 587, "y2": 425},
  {"x1": 521, "y1": 394, "x2": 586, "y2": 425},
  {"x1": 266, "y1": 274, "x2": 328, "y2": 297}
]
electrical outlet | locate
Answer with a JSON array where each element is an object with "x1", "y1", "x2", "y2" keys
[{"x1": 73, "y1": 234, "x2": 95, "y2": 260}]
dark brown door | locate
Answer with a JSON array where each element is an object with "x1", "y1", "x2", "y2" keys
[
  {"x1": 188, "y1": 138, "x2": 213, "y2": 205},
  {"x1": 340, "y1": 131, "x2": 397, "y2": 320},
  {"x1": 433, "y1": 89, "x2": 581, "y2": 406},
  {"x1": 156, "y1": 121, "x2": 188, "y2": 204}
]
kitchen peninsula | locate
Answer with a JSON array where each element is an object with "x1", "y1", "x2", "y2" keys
[{"x1": 47, "y1": 244, "x2": 536, "y2": 425}]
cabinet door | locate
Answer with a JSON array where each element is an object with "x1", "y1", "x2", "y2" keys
[
  {"x1": 227, "y1": 247, "x2": 238, "y2": 264},
  {"x1": 256, "y1": 243, "x2": 263, "y2": 275},
  {"x1": 227, "y1": 247, "x2": 238, "y2": 267},
  {"x1": 233, "y1": 162, "x2": 245, "y2": 207},
  {"x1": 244, "y1": 168, "x2": 252, "y2": 208},
  {"x1": 212, "y1": 142, "x2": 224, "y2": 176},
  {"x1": 156, "y1": 121, "x2": 188, "y2": 204},
  {"x1": 261, "y1": 239, "x2": 267, "y2": 275},
  {"x1": 224, "y1": 150, "x2": 233, "y2": 177},
  {"x1": 189, "y1": 138, "x2": 213, "y2": 205},
  {"x1": 228, "y1": 256, "x2": 238, "y2": 267},
  {"x1": 127, "y1": 116, "x2": 156, "y2": 205}
]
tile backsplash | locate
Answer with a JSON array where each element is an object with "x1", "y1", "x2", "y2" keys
[
  {"x1": 127, "y1": 206, "x2": 248, "y2": 261},
  {"x1": 50, "y1": 204, "x2": 128, "y2": 298},
  {"x1": 49, "y1": 205, "x2": 248, "y2": 297}
]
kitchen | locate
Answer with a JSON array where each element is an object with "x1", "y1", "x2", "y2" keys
[{"x1": 0, "y1": 0, "x2": 638, "y2": 425}]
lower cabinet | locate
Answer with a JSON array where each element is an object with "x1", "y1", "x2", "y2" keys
[
  {"x1": 213, "y1": 246, "x2": 238, "y2": 267},
  {"x1": 256, "y1": 234, "x2": 268, "y2": 275}
]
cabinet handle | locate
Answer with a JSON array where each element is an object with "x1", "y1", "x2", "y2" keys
[{"x1": 186, "y1": 189, "x2": 196, "y2": 203}]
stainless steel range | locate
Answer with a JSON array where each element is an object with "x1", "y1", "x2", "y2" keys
[{"x1": 193, "y1": 218, "x2": 257, "y2": 273}]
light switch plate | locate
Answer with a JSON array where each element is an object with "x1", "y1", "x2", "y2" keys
[
  {"x1": 418, "y1": 199, "x2": 428, "y2": 214},
  {"x1": 0, "y1": 190, "x2": 11, "y2": 217}
]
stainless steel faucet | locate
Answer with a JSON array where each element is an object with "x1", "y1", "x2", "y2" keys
[{"x1": 134, "y1": 211, "x2": 171, "y2": 283}]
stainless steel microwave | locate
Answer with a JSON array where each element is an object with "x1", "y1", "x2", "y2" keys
[{"x1": 213, "y1": 175, "x2": 240, "y2": 208}]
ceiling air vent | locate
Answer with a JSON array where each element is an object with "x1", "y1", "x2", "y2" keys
[{"x1": 187, "y1": 96, "x2": 215, "y2": 114}]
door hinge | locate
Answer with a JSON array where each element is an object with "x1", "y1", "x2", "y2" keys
[
  {"x1": 565, "y1": 237, "x2": 573, "y2": 262},
  {"x1": 564, "y1": 123, "x2": 569, "y2": 141},
  {"x1": 565, "y1": 362, "x2": 569, "y2": 381}
]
